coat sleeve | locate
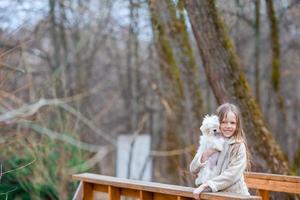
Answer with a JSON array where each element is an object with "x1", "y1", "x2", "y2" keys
[
  {"x1": 189, "y1": 151, "x2": 206, "y2": 174},
  {"x1": 206, "y1": 143, "x2": 246, "y2": 192}
]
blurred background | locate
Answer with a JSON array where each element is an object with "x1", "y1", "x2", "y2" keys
[{"x1": 0, "y1": 0, "x2": 299, "y2": 199}]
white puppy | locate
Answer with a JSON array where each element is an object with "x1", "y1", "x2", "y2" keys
[{"x1": 194, "y1": 114, "x2": 225, "y2": 185}]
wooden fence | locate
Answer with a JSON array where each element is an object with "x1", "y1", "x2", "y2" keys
[
  {"x1": 72, "y1": 173, "x2": 261, "y2": 200},
  {"x1": 244, "y1": 172, "x2": 300, "y2": 199},
  {"x1": 72, "y1": 172, "x2": 300, "y2": 200}
]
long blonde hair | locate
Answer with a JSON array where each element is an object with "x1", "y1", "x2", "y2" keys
[{"x1": 216, "y1": 103, "x2": 251, "y2": 170}]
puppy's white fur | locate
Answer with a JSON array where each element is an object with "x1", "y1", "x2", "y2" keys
[{"x1": 195, "y1": 114, "x2": 225, "y2": 185}]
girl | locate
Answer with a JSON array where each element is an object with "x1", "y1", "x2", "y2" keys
[{"x1": 190, "y1": 103, "x2": 250, "y2": 199}]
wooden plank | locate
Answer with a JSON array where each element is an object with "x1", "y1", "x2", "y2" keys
[
  {"x1": 140, "y1": 191, "x2": 153, "y2": 200},
  {"x1": 73, "y1": 173, "x2": 261, "y2": 199},
  {"x1": 83, "y1": 182, "x2": 93, "y2": 200},
  {"x1": 258, "y1": 190, "x2": 269, "y2": 200},
  {"x1": 108, "y1": 186, "x2": 120, "y2": 200},
  {"x1": 245, "y1": 173, "x2": 300, "y2": 194},
  {"x1": 245, "y1": 172, "x2": 300, "y2": 183}
]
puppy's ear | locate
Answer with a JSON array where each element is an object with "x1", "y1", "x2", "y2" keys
[{"x1": 212, "y1": 115, "x2": 219, "y2": 122}]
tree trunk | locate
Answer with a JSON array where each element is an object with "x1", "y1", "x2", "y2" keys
[
  {"x1": 149, "y1": 0, "x2": 199, "y2": 184},
  {"x1": 149, "y1": 0, "x2": 184, "y2": 184},
  {"x1": 184, "y1": 0, "x2": 289, "y2": 174},
  {"x1": 49, "y1": 0, "x2": 65, "y2": 98},
  {"x1": 265, "y1": 0, "x2": 289, "y2": 156},
  {"x1": 176, "y1": 0, "x2": 205, "y2": 130},
  {"x1": 254, "y1": 0, "x2": 261, "y2": 107}
]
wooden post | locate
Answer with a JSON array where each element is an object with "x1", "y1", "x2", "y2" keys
[
  {"x1": 83, "y1": 182, "x2": 93, "y2": 200},
  {"x1": 258, "y1": 190, "x2": 269, "y2": 200},
  {"x1": 108, "y1": 186, "x2": 120, "y2": 200},
  {"x1": 140, "y1": 191, "x2": 153, "y2": 200}
]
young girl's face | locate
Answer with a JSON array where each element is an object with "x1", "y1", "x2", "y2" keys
[{"x1": 220, "y1": 111, "x2": 237, "y2": 138}]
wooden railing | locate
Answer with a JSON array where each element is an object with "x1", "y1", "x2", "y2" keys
[
  {"x1": 244, "y1": 172, "x2": 300, "y2": 200},
  {"x1": 72, "y1": 173, "x2": 261, "y2": 200}
]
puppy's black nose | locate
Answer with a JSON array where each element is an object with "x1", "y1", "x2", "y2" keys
[{"x1": 213, "y1": 129, "x2": 217, "y2": 132}]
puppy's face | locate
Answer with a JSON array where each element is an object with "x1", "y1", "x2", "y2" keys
[{"x1": 200, "y1": 115, "x2": 220, "y2": 137}]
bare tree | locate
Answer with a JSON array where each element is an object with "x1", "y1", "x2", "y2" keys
[{"x1": 148, "y1": 0, "x2": 206, "y2": 185}]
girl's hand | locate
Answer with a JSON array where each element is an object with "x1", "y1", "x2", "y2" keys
[
  {"x1": 201, "y1": 149, "x2": 218, "y2": 163},
  {"x1": 193, "y1": 184, "x2": 209, "y2": 199}
]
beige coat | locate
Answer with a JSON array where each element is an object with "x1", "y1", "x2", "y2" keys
[{"x1": 190, "y1": 137, "x2": 249, "y2": 195}]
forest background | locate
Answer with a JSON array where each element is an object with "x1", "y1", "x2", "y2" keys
[{"x1": 0, "y1": 0, "x2": 299, "y2": 199}]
